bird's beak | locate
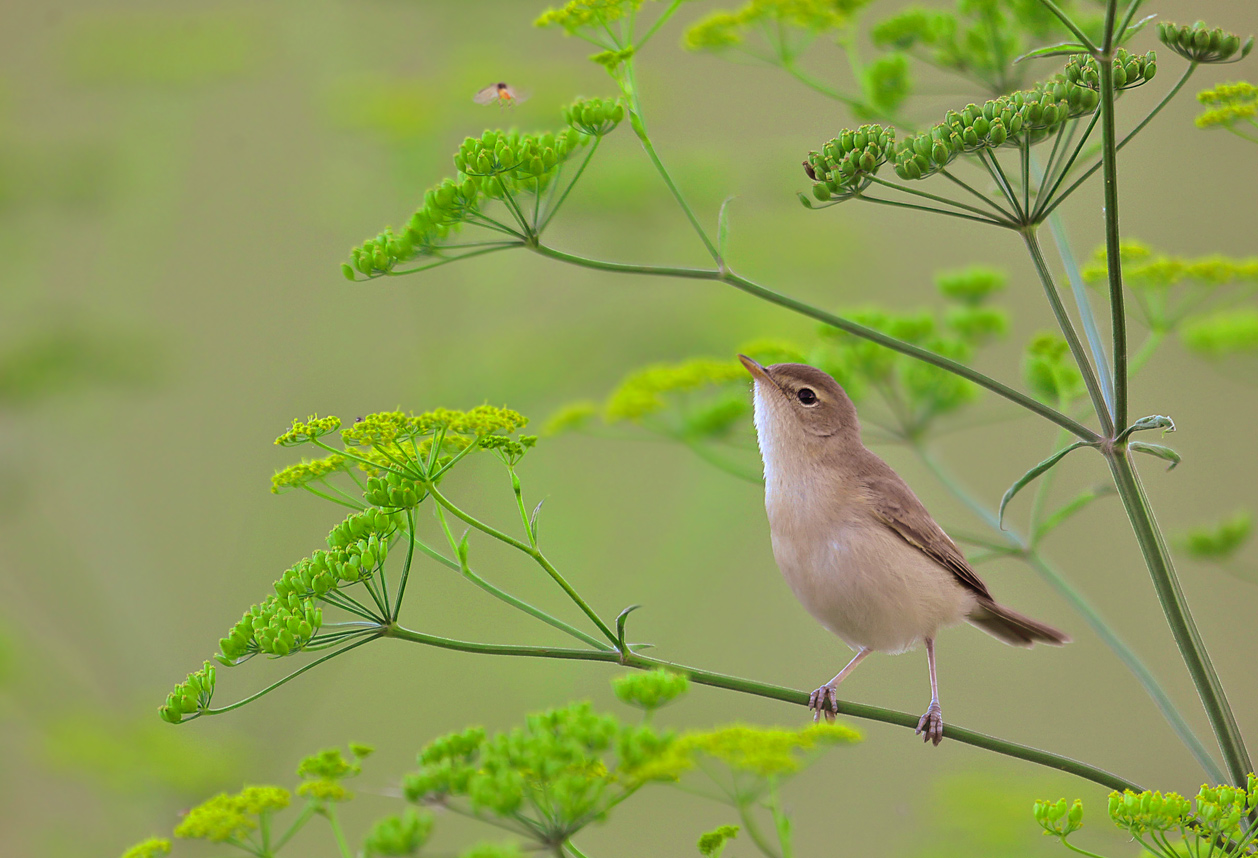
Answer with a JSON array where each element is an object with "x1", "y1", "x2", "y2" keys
[{"x1": 738, "y1": 354, "x2": 771, "y2": 383}]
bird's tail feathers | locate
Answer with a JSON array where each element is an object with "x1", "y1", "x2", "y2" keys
[{"x1": 967, "y1": 599, "x2": 1070, "y2": 647}]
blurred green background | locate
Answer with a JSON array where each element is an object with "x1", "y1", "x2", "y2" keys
[{"x1": 1, "y1": 1, "x2": 1256, "y2": 855}]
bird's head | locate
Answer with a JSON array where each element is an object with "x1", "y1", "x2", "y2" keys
[{"x1": 738, "y1": 355, "x2": 861, "y2": 447}]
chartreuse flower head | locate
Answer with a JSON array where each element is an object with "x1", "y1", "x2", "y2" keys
[
  {"x1": 271, "y1": 453, "x2": 348, "y2": 494},
  {"x1": 536, "y1": 0, "x2": 644, "y2": 34},
  {"x1": 684, "y1": 0, "x2": 870, "y2": 53},
  {"x1": 697, "y1": 824, "x2": 740, "y2": 857},
  {"x1": 346, "y1": 119, "x2": 590, "y2": 279},
  {"x1": 803, "y1": 124, "x2": 895, "y2": 201},
  {"x1": 120, "y1": 838, "x2": 171, "y2": 858},
  {"x1": 297, "y1": 746, "x2": 363, "y2": 803},
  {"x1": 1178, "y1": 509, "x2": 1251, "y2": 562},
  {"x1": 158, "y1": 661, "x2": 215, "y2": 724},
  {"x1": 679, "y1": 722, "x2": 860, "y2": 777},
  {"x1": 364, "y1": 809, "x2": 434, "y2": 857},
  {"x1": 1106, "y1": 789, "x2": 1193, "y2": 835},
  {"x1": 604, "y1": 358, "x2": 745, "y2": 422},
  {"x1": 1033, "y1": 797, "x2": 1084, "y2": 836},
  {"x1": 1158, "y1": 21, "x2": 1254, "y2": 65},
  {"x1": 276, "y1": 414, "x2": 341, "y2": 447},
  {"x1": 612, "y1": 668, "x2": 689, "y2": 711},
  {"x1": 564, "y1": 96, "x2": 625, "y2": 136},
  {"x1": 1024, "y1": 333, "x2": 1084, "y2": 405},
  {"x1": 1196, "y1": 81, "x2": 1257, "y2": 135},
  {"x1": 403, "y1": 701, "x2": 677, "y2": 847},
  {"x1": 174, "y1": 785, "x2": 291, "y2": 842}
]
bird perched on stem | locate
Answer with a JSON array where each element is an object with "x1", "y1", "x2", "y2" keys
[{"x1": 739, "y1": 356, "x2": 1068, "y2": 745}]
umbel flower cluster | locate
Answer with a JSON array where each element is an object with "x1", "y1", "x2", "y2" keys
[
  {"x1": 1158, "y1": 20, "x2": 1254, "y2": 65},
  {"x1": 159, "y1": 405, "x2": 535, "y2": 723},
  {"x1": 1037, "y1": 775, "x2": 1258, "y2": 858},
  {"x1": 803, "y1": 51, "x2": 1155, "y2": 199},
  {"x1": 344, "y1": 97, "x2": 625, "y2": 279}
]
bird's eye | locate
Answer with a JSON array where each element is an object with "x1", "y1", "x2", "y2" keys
[{"x1": 797, "y1": 388, "x2": 818, "y2": 405}]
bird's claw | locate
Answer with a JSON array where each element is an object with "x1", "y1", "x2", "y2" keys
[
  {"x1": 915, "y1": 701, "x2": 943, "y2": 746},
  {"x1": 808, "y1": 683, "x2": 838, "y2": 723}
]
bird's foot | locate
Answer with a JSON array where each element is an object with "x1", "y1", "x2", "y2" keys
[
  {"x1": 915, "y1": 701, "x2": 943, "y2": 746},
  {"x1": 808, "y1": 683, "x2": 839, "y2": 723}
]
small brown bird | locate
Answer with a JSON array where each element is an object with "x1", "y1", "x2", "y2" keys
[{"x1": 740, "y1": 356, "x2": 1068, "y2": 745}]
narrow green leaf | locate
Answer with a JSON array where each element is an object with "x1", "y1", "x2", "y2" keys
[
  {"x1": 1034, "y1": 484, "x2": 1116, "y2": 543},
  {"x1": 717, "y1": 195, "x2": 735, "y2": 263},
  {"x1": 1117, "y1": 14, "x2": 1158, "y2": 43},
  {"x1": 999, "y1": 441, "x2": 1095, "y2": 529},
  {"x1": 616, "y1": 604, "x2": 642, "y2": 654},
  {"x1": 1130, "y1": 441, "x2": 1181, "y2": 470},
  {"x1": 1013, "y1": 42, "x2": 1088, "y2": 63},
  {"x1": 1118, "y1": 413, "x2": 1176, "y2": 442}
]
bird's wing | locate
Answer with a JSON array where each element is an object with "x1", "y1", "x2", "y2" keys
[{"x1": 865, "y1": 468, "x2": 993, "y2": 600}]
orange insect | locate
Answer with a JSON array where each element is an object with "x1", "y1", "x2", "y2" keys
[{"x1": 474, "y1": 82, "x2": 526, "y2": 107}]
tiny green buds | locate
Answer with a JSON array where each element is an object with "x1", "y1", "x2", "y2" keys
[
  {"x1": 1033, "y1": 797, "x2": 1083, "y2": 836},
  {"x1": 612, "y1": 668, "x2": 689, "y2": 710},
  {"x1": 1063, "y1": 49, "x2": 1157, "y2": 92},
  {"x1": 174, "y1": 786, "x2": 291, "y2": 841},
  {"x1": 564, "y1": 96, "x2": 625, "y2": 136},
  {"x1": 1158, "y1": 21, "x2": 1254, "y2": 65},
  {"x1": 803, "y1": 123, "x2": 895, "y2": 200},
  {"x1": 1178, "y1": 509, "x2": 1252, "y2": 561},
  {"x1": 364, "y1": 809, "x2": 435, "y2": 857},
  {"x1": 158, "y1": 661, "x2": 216, "y2": 724},
  {"x1": 1106, "y1": 788, "x2": 1193, "y2": 834},
  {"x1": 120, "y1": 838, "x2": 171, "y2": 858},
  {"x1": 697, "y1": 824, "x2": 740, "y2": 857},
  {"x1": 684, "y1": 0, "x2": 860, "y2": 54},
  {"x1": 276, "y1": 414, "x2": 342, "y2": 447},
  {"x1": 535, "y1": 0, "x2": 644, "y2": 34}
]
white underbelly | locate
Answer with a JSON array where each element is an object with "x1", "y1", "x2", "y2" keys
[{"x1": 770, "y1": 518, "x2": 975, "y2": 654}]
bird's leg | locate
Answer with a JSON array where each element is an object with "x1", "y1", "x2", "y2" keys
[
  {"x1": 915, "y1": 636, "x2": 944, "y2": 746},
  {"x1": 808, "y1": 647, "x2": 871, "y2": 723}
]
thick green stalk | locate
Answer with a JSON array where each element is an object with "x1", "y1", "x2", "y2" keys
[
  {"x1": 1023, "y1": 228, "x2": 1115, "y2": 435},
  {"x1": 528, "y1": 243, "x2": 1100, "y2": 442},
  {"x1": 382, "y1": 624, "x2": 1143, "y2": 793},
  {"x1": 917, "y1": 448, "x2": 1225, "y2": 783},
  {"x1": 1097, "y1": 47, "x2": 1128, "y2": 430},
  {"x1": 1106, "y1": 451, "x2": 1253, "y2": 786}
]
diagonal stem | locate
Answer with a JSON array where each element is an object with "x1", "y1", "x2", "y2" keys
[
  {"x1": 528, "y1": 242, "x2": 1100, "y2": 441},
  {"x1": 382, "y1": 624, "x2": 1144, "y2": 793}
]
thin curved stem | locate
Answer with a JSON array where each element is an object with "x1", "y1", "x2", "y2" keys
[
  {"x1": 866, "y1": 175, "x2": 1018, "y2": 223},
  {"x1": 622, "y1": 59, "x2": 721, "y2": 262},
  {"x1": 382, "y1": 623, "x2": 1143, "y2": 792},
  {"x1": 1039, "y1": 63, "x2": 1196, "y2": 220},
  {"x1": 427, "y1": 483, "x2": 620, "y2": 646},
  {"x1": 1034, "y1": 0, "x2": 1098, "y2": 51},
  {"x1": 528, "y1": 242, "x2": 1100, "y2": 441},
  {"x1": 939, "y1": 168, "x2": 1017, "y2": 219},
  {"x1": 541, "y1": 136, "x2": 602, "y2": 232},
  {"x1": 857, "y1": 193, "x2": 1012, "y2": 227},
  {"x1": 198, "y1": 635, "x2": 379, "y2": 717}
]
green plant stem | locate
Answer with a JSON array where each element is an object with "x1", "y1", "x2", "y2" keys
[
  {"x1": 857, "y1": 193, "x2": 1012, "y2": 227},
  {"x1": 382, "y1": 623, "x2": 1143, "y2": 792},
  {"x1": 541, "y1": 137, "x2": 602, "y2": 232},
  {"x1": 427, "y1": 483, "x2": 620, "y2": 646},
  {"x1": 940, "y1": 168, "x2": 1017, "y2": 219},
  {"x1": 1035, "y1": 0, "x2": 1098, "y2": 50},
  {"x1": 1039, "y1": 63, "x2": 1196, "y2": 220},
  {"x1": 272, "y1": 802, "x2": 318, "y2": 851},
  {"x1": 392, "y1": 510, "x2": 418, "y2": 619},
  {"x1": 430, "y1": 503, "x2": 613, "y2": 650},
  {"x1": 621, "y1": 61, "x2": 721, "y2": 263},
  {"x1": 738, "y1": 801, "x2": 783, "y2": 858},
  {"x1": 916, "y1": 447, "x2": 1225, "y2": 784},
  {"x1": 527, "y1": 243, "x2": 1100, "y2": 442},
  {"x1": 866, "y1": 175, "x2": 1016, "y2": 223},
  {"x1": 1097, "y1": 44, "x2": 1128, "y2": 430},
  {"x1": 564, "y1": 839, "x2": 594, "y2": 858},
  {"x1": 199, "y1": 636, "x2": 379, "y2": 717},
  {"x1": 1023, "y1": 228, "x2": 1115, "y2": 435},
  {"x1": 325, "y1": 806, "x2": 353, "y2": 858},
  {"x1": 1106, "y1": 451, "x2": 1253, "y2": 786}
]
